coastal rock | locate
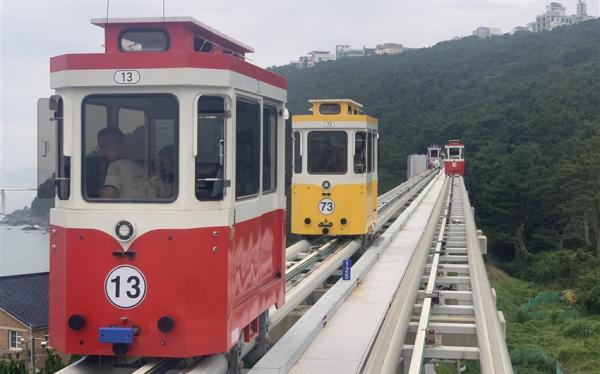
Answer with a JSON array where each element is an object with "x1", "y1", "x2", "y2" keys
[{"x1": 1, "y1": 197, "x2": 52, "y2": 229}]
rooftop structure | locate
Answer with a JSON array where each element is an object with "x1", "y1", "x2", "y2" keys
[
  {"x1": 0, "y1": 272, "x2": 48, "y2": 329},
  {"x1": 472, "y1": 26, "x2": 502, "y2": 38},
  {"x1": 530, "y1": 1, "x2": 594, "y2": 32}
]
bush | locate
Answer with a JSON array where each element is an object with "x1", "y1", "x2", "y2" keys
[
  {"x1": 0, "y1": 358, "x2": 27, "y2": 374},
  {"x1": 563, "y1": 320, "x2": 600, "y2": 338},
  {"x1": 520, "y1": 249, "x2": 600, "y2": 286},
  {"x1": 42, "y1": 349, "x2": 65, "y2": 374},
  {"x1": 576, "y1": 270, "x2": 600, "y2": 314}
]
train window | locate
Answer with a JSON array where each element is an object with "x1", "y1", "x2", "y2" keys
[
  {"x1": 367, "y1": 131, "x2": 374, "y2": 173},
  {"x1": 196, "y1": 96, "x2": 226, "y2": 201},
  {"x1": 119, "y1": 29, "x2": 169, "y2": 52},
  {"x1": 262, "y1": 106, "x2": 277, "y2": 193},
  {"x1": 448, "y1": 148, "x2": 461, "y2": 159},
  {"x1": 194, "y1": 35, "x2": 214, "y2": 52},
  {"x1": 236, "y1": 99, "x2": 260, "y2": 199},
  {"x1": 354, "y1": 132, "x2": 366, "y2": 174},
  {"x1": 430, "y1": 149, "x2": 439, "y2": 157},
  {"x1": 319, "y1": 103, "x2": 341, "y2": 115},
  {"x1": 82, "y1": 94, "x2": 178, "y2": 202},
  {"x1": 293, "y1": 131, "x2": 302, "y2": 174},
  {"x1": 307, "y1": 131, "x2": 348, "y2": 174},
  {"x1": 54, "y1": 97, "x2": 70, "y2": 200}
]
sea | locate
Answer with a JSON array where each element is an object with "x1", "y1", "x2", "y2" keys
[{"x1": 0, "y1": 190, "x2": 49, "y2": 276}]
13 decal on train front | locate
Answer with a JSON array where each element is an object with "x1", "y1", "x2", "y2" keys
[{"x1": 38, "y1": 17, "x2": 287, "y2": 357}]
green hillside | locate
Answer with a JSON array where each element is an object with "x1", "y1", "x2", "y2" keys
[
  {"x1": 274, "y1": 19, "x2": 600, "y2": 261},
  {"x1": 274, "y1": 20, "x2": 600, "y2": 371}
]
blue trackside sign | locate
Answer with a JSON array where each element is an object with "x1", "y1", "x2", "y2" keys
[{"x1": 342, "y1": 259, "x2": 352, "y2": 280}]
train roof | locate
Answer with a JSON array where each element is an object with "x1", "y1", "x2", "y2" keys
[
  {"x1": 446, "y1": 140, "x2": 464, "y2": 146},
  {"x1": 308, "y1": 99, "x2": 364, "y2": 108},
  {"x1": 91, "y1": 17, "x2": 254, "y2": 55}
]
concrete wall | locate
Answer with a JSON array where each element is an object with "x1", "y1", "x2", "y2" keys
[{"x1": 407, "y1": 154, "x2": 427, "y2": 179}]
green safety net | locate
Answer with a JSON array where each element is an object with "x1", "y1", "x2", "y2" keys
[
  {"x1": 510, "y1": 347, "x2": 565, "y2": 374},
  {"x1": 518, "y1": 291, "x2": 583, "y2": 321}
]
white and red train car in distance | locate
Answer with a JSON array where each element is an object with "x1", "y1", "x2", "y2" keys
[
  {"x1": 39, "y1": 17, "x2": 287, "y2": 358},
  {"x1": 426, "y1": 144, "x2": 442, "y2": 169},
  {"x1": 444, "y1": 140, "x2": 465, "y2": 175}
]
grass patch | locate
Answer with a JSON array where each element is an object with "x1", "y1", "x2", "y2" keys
[{"x1": 488, "y1": 265, "x2": 600, "y2": 373}]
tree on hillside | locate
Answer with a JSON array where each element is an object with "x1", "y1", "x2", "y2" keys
[{"x1": 558, "y1": 120, "x2": 600, "y2": 255}]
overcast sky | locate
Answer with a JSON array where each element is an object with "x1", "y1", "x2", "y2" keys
[{"x1": 0, "y1": 0, "x2": 597, "y2": 172}]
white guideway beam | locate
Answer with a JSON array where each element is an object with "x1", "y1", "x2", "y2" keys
[
  {"x1": 250, "y1": 172, "x2": 445, "y2": 374},
  {"x1": 272, "y1": 170, "x2": 438, "y2": 329},
  {"x1": 408, "y1": 186, "x2": 451, "y2": 374},
  {"x1": 459, "y1": 176, "x2": 513, "y2": 373},
  {"x1": 362, "y1": 176, "x2": 449, "y2": 374}
]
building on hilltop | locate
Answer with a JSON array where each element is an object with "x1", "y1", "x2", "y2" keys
[
  {"x1": 375, "y1": 43, "x2": 405, "y2": 55},
  {"x1": 294, "y1": 42, "x2": 407, "y2": 68},
  {"x1": 306, "y1": 50, "x2": 336, "y2": 67},
  {"x1": 0, "y1": 272, "x2": 51, "y2": 372},
  {"x1": 531, "y1": 1, "x2": 594, "y2": 32},
  {"x1": 336, "y1": 44, "x2": 365, "y2": 59},
  {"x1": 472, "y1": 26, "x2": 502, "y2": 38}
]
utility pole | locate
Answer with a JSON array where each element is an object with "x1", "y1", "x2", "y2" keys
[{"x1": 29, "y1": 324, "x2": 35, "y2": 374}]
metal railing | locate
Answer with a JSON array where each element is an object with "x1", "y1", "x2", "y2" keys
[{"x1": 0, "y1": 187, "x2": 37, "y2": 215}]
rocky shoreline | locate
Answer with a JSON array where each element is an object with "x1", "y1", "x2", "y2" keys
[{"x1": 0, "y1": 197, "x2": 52, "y2": 229}]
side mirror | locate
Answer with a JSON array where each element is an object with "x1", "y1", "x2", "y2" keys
[{"x1": 37, "y1": 98, "x2": 56, "y2": 199}]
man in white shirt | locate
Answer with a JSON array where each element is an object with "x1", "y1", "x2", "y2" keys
[{"x1": 97, "y1": 127, "x2": 155, "y2": 199}]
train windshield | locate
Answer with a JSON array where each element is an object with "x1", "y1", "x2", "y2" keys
[
  {"x1": 82, "y1": 94, "x2": 178, "y2": 202},
  {"x1": 430, "y1": 149, "x2": 439, "y2": 157},
  {"x1": 307, "y1": 131, "x2": 348, "y2": 174},
  {"x1": 448, "y1": 147, "x2": 462, "y2": 159}
]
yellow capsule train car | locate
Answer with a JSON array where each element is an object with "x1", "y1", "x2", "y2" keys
[{"x1": 291, "y1": 99, "x2": 378, "y2": 236}]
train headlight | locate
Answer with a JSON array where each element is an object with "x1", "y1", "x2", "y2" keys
[
  {"x1": 115, "y1": 220, "x2": 134, "y2": 242},
  {"x1": 322, "y1": 180, "x2": 331, "y2": 189}
]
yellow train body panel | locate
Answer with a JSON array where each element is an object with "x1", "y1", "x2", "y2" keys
[{"x1": 291, "y1": 180, "x2": 378, "y2": 236}]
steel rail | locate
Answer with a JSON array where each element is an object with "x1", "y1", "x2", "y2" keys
[
  {"x1": 277, "y1": 170, "x2": 438, "y2": 326},
  {"x1": 407, "y1": 179, "x2": 451, "y2": 374},
  {"x1": 252, "y1": 172, "x2": 444, "y2": 374},
  {"x1": 459, "y1": 176, "x2": 513, "y2": 373},
  {"x1": 362, "y1": 175, "x2": 450, "y2": 374}
]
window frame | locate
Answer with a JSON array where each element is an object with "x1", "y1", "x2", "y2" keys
[
  {"x1": 319, "y1": 103, "x2": 341, "y2": 115},
  {"x1": 195, "y1": 94, "x2": 228, "y2": 202},
  {"x1": 293, "y1": 130, "x2": 303, "y2": 174},
  {"x1": 80, "y1": 93, "x2": 180, "y2": 203},
  {"x1": 307, "y1": 130, "x2": 348, "y2": 175},
  {"x1": 118, "y1": 28, "x2": 170, "y2": 52},
  {"x1": 54, "y1": 96, "x2": 70, "y2": 200},
  {"x1": 354, "y1": 131, "x2": 367, "y2": 174},
  {"x1": 9, "y1": 330, "x2": 22, "y2": 350},
  {"x1": 262, "y1": 104, "x2": 278, "y2": 194},
  {"x1": 235, "y1": 97, "x2": 262, "y2": 200}
]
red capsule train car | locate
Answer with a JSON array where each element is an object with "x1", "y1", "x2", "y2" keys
[
  {"x1": 444, "y1": 140, "x2": 465, "y2": 175},
  {"x1": 426, "y1": 144, "x2": 442, "y2": 169},
  {"x1": 40, "y1": 17, "x2": 287, "y2": 358}
]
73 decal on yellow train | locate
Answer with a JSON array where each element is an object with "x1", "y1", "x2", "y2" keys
[{"x1": 318, "y1": 198, "x2": 335, "y2": 215}]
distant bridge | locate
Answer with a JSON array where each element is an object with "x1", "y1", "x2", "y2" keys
[{"x1": 0, "y1": 187, "x2": 37, "y2": 215}]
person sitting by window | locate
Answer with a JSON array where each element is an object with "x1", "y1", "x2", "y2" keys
[
  {"x1": 151, "y1": 145, "x2": 175, "y2": 198},
  {"x1": 97, "y1": 127, "x2": 155, "y2": 199}
]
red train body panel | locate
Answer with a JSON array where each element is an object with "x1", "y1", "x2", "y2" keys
[
  {"x1": 44, "y1": 17, "x2": 288, "y2": 358},
  {"x1": 444, "y1": 139, "x2": 465, "y2": 175},
  {"x1": 444, "y1": 160, "x2": 465, "y2": 175},
  {"x1": 49, "y1": 210, "x2": 285, "y2": 357}
]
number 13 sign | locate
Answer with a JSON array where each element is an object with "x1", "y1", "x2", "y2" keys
[{"x1": 105, "y1": 265, "x2": 147, "y2": 309}]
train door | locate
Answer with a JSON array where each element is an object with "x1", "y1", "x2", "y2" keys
[{"x1": 232, "y1": 94, "x2": 264, "y2": 302}]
